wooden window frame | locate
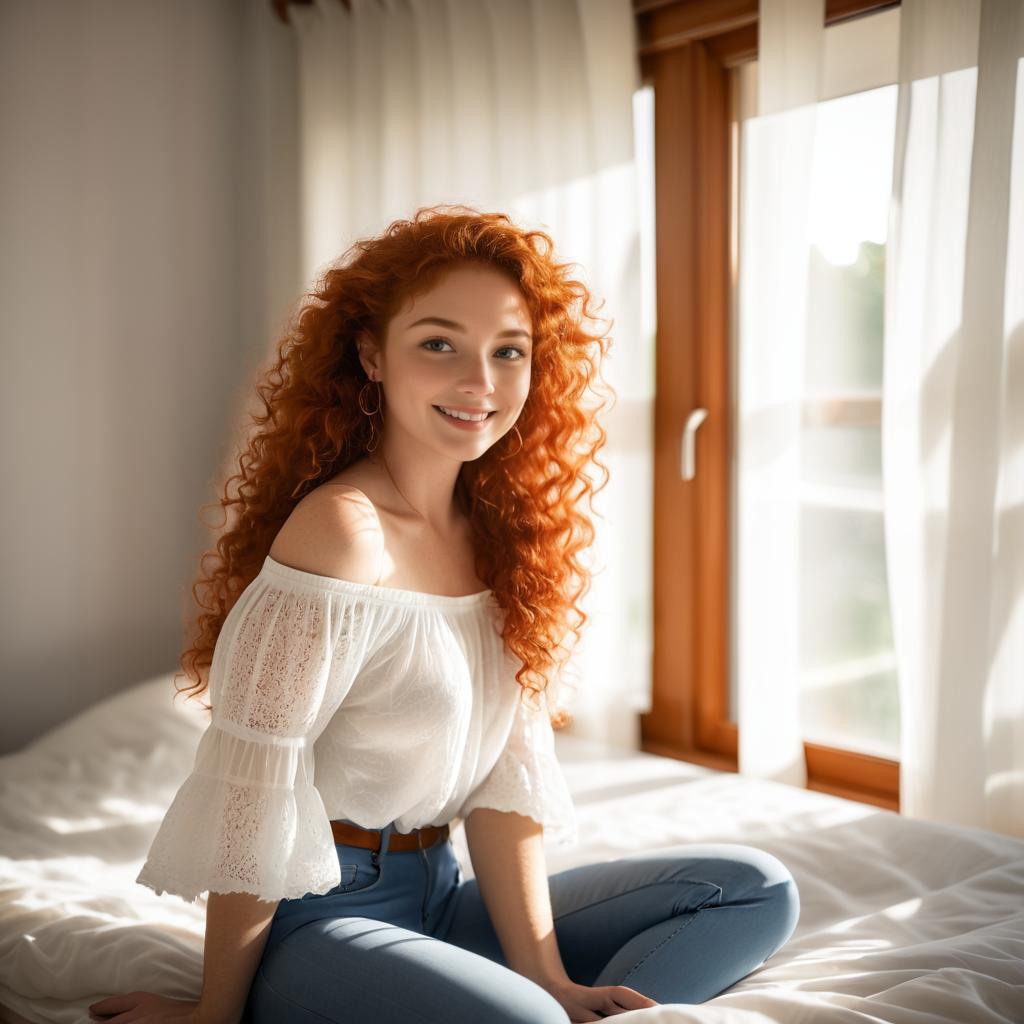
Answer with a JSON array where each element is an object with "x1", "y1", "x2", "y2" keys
[{"x1": 636, "y1": 0, "x2": 902, "y2": 811}]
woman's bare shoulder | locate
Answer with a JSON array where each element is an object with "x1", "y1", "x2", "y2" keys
[{"x1": 268, "y1": 479, "x2": 384, "y2": 585}]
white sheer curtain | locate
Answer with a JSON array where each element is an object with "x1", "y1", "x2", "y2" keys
[
  {"x1": 288, "y1": 0, "x2": 653, "y2": 743},
  {"x1": 738, "y1": 0, "x2": 1024, "y2": 838},
  {"x1": 883, "y1": 0, "x2": 1024, "y2": 837},
  {"x1": 736, "y1": 0, "x2": 823, "y2": 788}
]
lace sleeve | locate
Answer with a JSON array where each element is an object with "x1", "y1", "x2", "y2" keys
[
  {"x1": 135, "y1": 573, "x2": 376, "y2": 903},
  {"x1": 459, "y1": 689, "x2": 579, "y2": 849}
]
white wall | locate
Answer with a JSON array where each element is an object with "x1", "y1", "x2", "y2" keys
[{"x1": 0, "y1": 0, "x2": 303, "y2": 753}]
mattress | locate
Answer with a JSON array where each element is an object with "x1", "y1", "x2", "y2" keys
[{"x1": 0, "y1": 673, "x2": 1021, "y2": 1024}]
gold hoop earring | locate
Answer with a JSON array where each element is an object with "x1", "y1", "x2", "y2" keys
[
  {"x1": 358, "y1": 378, "x2": 381, "y2": 415},
  {"x1": 358, "y1": 378, "x2": 382, "y2": 453},
  {"x1": 501, "y1": 424, "x2": 523, "y2": 459}
]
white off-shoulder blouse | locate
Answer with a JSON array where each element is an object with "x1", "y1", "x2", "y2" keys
[{"x1": 135, "y1": 555, "x2": 578, "y2": 904}]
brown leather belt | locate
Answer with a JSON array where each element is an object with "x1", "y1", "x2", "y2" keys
[{"x1": 330, "y1": 818, "x2": 450, "y2": 853}]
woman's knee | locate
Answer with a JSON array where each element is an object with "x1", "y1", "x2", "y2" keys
[
  {"x1": 720, "y1": 845, "x2": 800, "y2": 952},
  {"x1": 698, "y1": 843, "x2": 797, "y2": 895},
  {"x1": 771, "y1": 862, "x2": 801, "y2": 951},
  {"x1": 674, "y1": 844, "x2": 800, "y2": 950}
]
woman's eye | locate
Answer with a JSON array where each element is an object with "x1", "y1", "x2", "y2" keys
[{"x1": 421, "y1": 337, "x2": 527, "y2": 360}]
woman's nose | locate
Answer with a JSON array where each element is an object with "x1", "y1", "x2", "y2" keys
[{"x1": 454, "y1": 360, "x2": 497, "y2": 392}]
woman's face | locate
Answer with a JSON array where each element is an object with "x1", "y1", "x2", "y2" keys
[{"x1": 370, "y1": 262, "x2": 534, "y2": 457}]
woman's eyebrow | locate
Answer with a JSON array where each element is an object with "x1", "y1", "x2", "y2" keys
[{"x1": 408, "y1": 316, "x2": 532, "y2": 341}]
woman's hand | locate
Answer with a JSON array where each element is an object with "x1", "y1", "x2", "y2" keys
[
  {"x1": 541, "y1": 977, "x2": 660, "y2": 1021},
  {"x1": 87, "y1": 992, "x2": 201, "y2": 1023}
]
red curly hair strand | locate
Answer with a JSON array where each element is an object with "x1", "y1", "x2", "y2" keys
[{"x1": 175, "y1": 204, "x2": 614, "y2": 729}]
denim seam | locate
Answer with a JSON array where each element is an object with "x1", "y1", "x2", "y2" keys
[
  {"x1": 260, "y1": 953, "x2": 440, "y2": 1024},
  {"x1": 255, "y1": 964, "x2": 339, "y2": 1023},
  {"x1": 619, "y1": 906, "x2": 707, "y2": 985},
  {"x1": 418, "y1": 846, "x2": 432, "y2": 931},
  {"x1": 552, "y1": 877, "x2": 721, "y2": 922}
]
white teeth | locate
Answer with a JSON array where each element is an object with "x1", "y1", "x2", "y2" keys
[{"x1": 437, "y1": 406, "x2": 490, "y2": 422}]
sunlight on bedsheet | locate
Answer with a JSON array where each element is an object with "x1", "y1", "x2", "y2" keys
[
  {"x1": 39, "y1": 798, "x2": 168, "y2": 832},
  {"x1": 883, "y1": 898, "x2": 923, "y2": 921}
]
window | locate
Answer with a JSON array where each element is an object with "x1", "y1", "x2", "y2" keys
[{"x1": 728, "y1": 8, "x2": 902, "y2": 760}]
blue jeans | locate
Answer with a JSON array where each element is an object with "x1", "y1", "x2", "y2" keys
[{"x1": 243, "y1": 821, "x2": 800, "y2": 1023}]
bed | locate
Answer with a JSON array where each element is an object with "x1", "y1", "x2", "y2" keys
[{"x1": 1, "y1": 672, "x2": 1022, "y2": 1024}]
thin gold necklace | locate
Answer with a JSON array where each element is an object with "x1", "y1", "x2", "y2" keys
[
  {"x1": 375, "y1": 451, "x2": 462, "y2": 537},
  {"x1": 376, "y1": 451, "x2": 426, "y2": 522}
]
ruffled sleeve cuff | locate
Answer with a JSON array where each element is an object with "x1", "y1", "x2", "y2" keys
[
  {"x1": 134, "y1": 725, "x2": 341, "y2": 903},
  {"x1": 459, "y1": 697, "x2": 579, "y2": 849}
]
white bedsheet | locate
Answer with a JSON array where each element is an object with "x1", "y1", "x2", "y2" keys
[{"x1": 0, "y1": 673, "x2": 1021, "y2": 1024}]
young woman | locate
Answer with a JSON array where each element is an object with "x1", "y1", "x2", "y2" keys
[{"x1": 90, "y1": 207, "x2": 799, "y2": 1024}]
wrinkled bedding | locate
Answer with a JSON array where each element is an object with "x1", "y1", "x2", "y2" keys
[{"x1": 0, "y1": 673, "x2": 1021, "y2": 1024}]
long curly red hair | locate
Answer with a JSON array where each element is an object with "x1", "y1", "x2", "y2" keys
[{"x1": 175, "y1": 204, "x2": 614, "y2": 728}]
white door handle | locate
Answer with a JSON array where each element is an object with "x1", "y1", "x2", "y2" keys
[{"x1": 681, "y1": 408, "x2": 708, "y2": 481}]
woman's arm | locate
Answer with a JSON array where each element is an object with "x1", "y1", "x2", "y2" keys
[
  {"x1": 196, "y1": 891, "x2": 280, "y2": 1023},
  {"x1": 89, "y1": 892, "x2": 279, "y2": 1024},
  {"x1": 462, "y1": 807, "x2": 570, "y2": 987},
  {"x1": 462, "y1": 809, "x2": 660, "y2": 1023}
]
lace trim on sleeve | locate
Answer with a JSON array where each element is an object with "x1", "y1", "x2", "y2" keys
[
  {"x1": 135, "y1": 578, "x2": 376, "y2": 902},
  {"x1": 459, "y1": 694, "x2": 579, "y2": 849}
]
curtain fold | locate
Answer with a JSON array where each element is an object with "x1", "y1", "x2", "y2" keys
[
  {"x1": 289, "y1": 0, "x2": 653, "y2": 742},
  {"x1": 736, "y1": 0, "x2": 823, "y2": 787},
  {"x1": 883, "y1": 0, "x2": 1024, "y2": 837},
  {"x1": 740, "y1": 0, "x2": 1023, "y2": 838}
]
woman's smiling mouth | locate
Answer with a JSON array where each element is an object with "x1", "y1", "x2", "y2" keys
[{"x1": 433, "y1": 405, "x2": 497, "y2": 429}]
